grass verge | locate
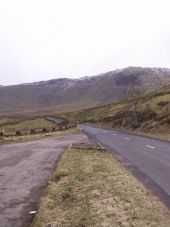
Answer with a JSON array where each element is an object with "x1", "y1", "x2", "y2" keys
[{"x1": 31, "y1": 144, "x2": 170, "y2": 227}]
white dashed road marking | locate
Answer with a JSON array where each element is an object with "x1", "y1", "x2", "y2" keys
[
  {"x1": 145, "y1": 145, "x2": 155, "y2": 149},
  {"x1": 29, "y1": 211, "x2": 36, "y2": 214},
  {"x1": 125, "y1": 138, "x2": 130, "y2": 140},
  {"x1": 113, "y1": 133, "x2": 117, "y2": 135}
]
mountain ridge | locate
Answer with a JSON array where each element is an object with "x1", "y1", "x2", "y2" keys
[
  {"x1": 0, "y1": 67, "x2": 170, "y2": 115},
  {"x1": 2, "y1": 66, "x2": 170, "y2": 87}
]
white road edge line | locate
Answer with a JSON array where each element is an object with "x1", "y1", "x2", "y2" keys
[
  {"x1": 125, "y1": 138, "x2": 130, "y2": 140},
  {"x1": 145, "y1": 145, "x2": 155, "y2": 149}
]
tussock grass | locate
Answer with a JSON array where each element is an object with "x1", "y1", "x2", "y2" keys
[{"x1": 31, "y1": 145, "x2": 170, "y2": 227}]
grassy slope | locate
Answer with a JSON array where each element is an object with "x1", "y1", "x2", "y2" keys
[
  {"x1": 58, "y1": 101, "x2": 124, "y2": 123},
  {"x1": 0, "y1": 117, "x2": 55, "y2": 132},
  {"x1": 0, "y1": 118, "x2": 17, "y2": 125},
  {"x1": 31, "y1": 145, "x2": 170, "y2": 227},
  {"x1": 58, "y1": 85, "x2": 170, "y2": 140}
]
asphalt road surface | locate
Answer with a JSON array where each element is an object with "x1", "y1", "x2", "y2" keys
[
  {"x1": 80, "y1": 125, "x2": 170, "y2": 208},
  {"x1": 0, "y1": 132, "x2": 89, "y2": 227}
]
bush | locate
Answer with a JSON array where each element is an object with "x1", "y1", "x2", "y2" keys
[
  {"x1": 157, "y1": 101, "x2": 169, "y2": 107},
  {"x1": 137, "y1": 111, "x2": 157, "y2": 122},
  {"x1": 132, "y1": 122, "x2": 140, "y2": 129},
  {"x1": 30, "y1": 129, "x2": 36, "y2": 134},
  {"x1": 16, "y1": 131, "x2": 21, "y2": 136},
  {"x1": 0, "y1": 131, "x2": 4, "y2": 136},
  {"x1": 42, "y1": 128, "x2": 48, "y2": 133},
  {"x1": 51, "y1": 127, "x2": 56, "y2": 132}
]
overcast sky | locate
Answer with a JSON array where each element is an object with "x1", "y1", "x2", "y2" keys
[{"x1": 0, "y1": 0, "x2": 170, "y2": 85}]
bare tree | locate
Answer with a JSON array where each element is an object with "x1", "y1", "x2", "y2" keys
[{"x1": 125, "y1": 85, "x2": 143, "y2": 126}]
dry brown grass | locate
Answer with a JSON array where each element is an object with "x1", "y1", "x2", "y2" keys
[{"x1": 31, "y1": 145, "x2": 170, "y2": 227}]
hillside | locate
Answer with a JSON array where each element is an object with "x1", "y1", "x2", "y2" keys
[
  {"x1": 0, "y1": 67, "x2": 170, "y2": 114},
  {"x1": 58, "y1": 84, "x2": 170, "y2": 140}
]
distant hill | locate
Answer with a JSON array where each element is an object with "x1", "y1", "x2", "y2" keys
[{"x1": 0, "y1": 67, "x2": 170, "y2": 114}]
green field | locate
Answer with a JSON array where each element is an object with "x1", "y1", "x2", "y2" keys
[
  {"x1": 0, "y1": 128, "x2": 78, "y2": 144},
  {"x1": 0, "y1": 118, "x2": 19, "y2": 126},
  {"x1": 0, "y1": 117, "x2": 55, "y2": 132}
]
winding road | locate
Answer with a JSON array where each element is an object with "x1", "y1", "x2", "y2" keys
[
  {"x1": 0, "y1": 126, "x2": 170, "y2": 227},
  {"x1": 80, "y1": 125, "x2": 170, "y2": 208}
]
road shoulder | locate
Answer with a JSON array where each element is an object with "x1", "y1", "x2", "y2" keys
[{"x1": 31, "y1": 143, "x2": 170, "y2": 227}]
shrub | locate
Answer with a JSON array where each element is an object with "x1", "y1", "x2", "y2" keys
[
  {"x1": 42, "y1": 128, "x2": 48, "y2": 133},
  {"x1": 157, "y1": 101, "x2": 169, "y2": 107},
  {"x1": 51, "y1": 127, "x2": 56, "y2": 132},
  {"x1": 30, "y1": 129, "x2": 36, "y2": 134},
  {"x1": 16, "y1": 131, "x2": 21, "y2": 136},
  {"x1": 0, "y1": 131, "x2": 4, "y2": 136},
  {"x1": 137, "y1": 111, "x2": 157, "y2": 122},
  {"x1": 132, "y1": 122, "x2": 140, "y2": 129}
]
